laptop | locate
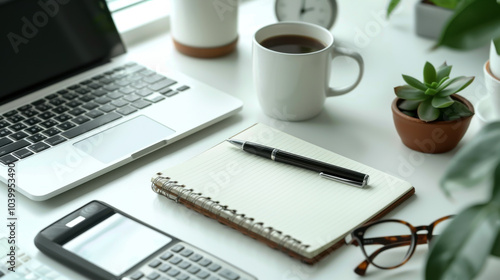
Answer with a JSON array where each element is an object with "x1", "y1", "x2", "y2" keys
[{"x1": 0, "y1": 0, "x2": 243, "y2": 201}]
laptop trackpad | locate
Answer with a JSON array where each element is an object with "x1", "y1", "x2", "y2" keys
[{"x1": 73, "y1": 116, "x2": 175, "y2": 164}]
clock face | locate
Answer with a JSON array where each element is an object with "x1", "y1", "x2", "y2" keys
[{"x1": 275, "y1": 0, "x2": 337, "y2": 29}]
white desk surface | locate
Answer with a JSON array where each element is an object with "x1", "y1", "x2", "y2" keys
[{"x1": 2, "y1": 0, "x2": 499, "y2": 279}]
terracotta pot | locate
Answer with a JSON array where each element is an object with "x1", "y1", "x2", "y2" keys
[{"x1": 391, "y1": 94, "x2": 474, "y2": 153}]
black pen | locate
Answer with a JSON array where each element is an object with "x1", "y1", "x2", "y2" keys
[{"x1": 226, "y1": 139, "x2": 369, "y2": 188}]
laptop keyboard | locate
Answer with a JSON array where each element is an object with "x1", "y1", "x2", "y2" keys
[{"x1": 0, "y1": 62, "x2": 190, "y2": 166}]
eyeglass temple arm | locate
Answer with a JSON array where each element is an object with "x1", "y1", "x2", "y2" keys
[{"x1": 353, "y1": 234, "x2": 428, "y2": 276}]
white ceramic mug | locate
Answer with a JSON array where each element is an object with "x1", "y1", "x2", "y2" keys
[
  {"x1": 490, "y1": 41, "x2": 500, "y2": 79},
  {"x1": 170, "y1": 0, "x2": 238, "y2": 58},
  {"x1": 253, "y1": 22, "x2": 364, "y2": 121},
  {"x1": 485, "y1": 61, "x2": 500, "y2": 118}
]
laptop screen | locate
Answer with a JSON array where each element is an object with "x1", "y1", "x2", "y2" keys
[{"x1": 0, "y1": 0, "x2": 126, "y2": 103}]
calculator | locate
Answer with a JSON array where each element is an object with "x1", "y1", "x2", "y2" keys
[{"x1": 35, "y1": 201, "x2": 257, "y2": 280}]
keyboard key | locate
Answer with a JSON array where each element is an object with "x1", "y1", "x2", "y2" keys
[
  {"x1": 54, "y1": 114, "x2": 72, "y2": 122},
  {"x1": 10, "y1": 131, "x2": 28, "y2": 140},
  {"x1": 0, "y1": 137, "x2": 13, "y2": 147},
  {"x1": 107, "y1": 91, "x2": 123, "y2": 99},
  {"x1": 169, "y1": 256, "x2": 182, "y2": 265},
  {"x1": 196, "y1": 270, "x2": 210, "y2": 279},
  {"x1": 0, "y1": 120, "x2": 10, "y2": 128},
  {"x1": 58, "y1": 122, "x2": 76, "y2": 131},
  {"x1": 68, "y1": 108, "x2": 86, "y2": 116},
  {"x1": 32, "y1": 99, "x2": 46, "y2": 106},
  {"x1": 82, "y1": 102, "x2": 99, "y2": 110},
  {"x1": 111, "y1": 99, "x2": 128, "y2": 108},
  {"x1": 171, "y1": 244, "x2": 184, "y2": 253},
  {"x1": 116, "y1": 106, "x2": 137, "y2": 116},
  {"x1": 129, "y1": 271, "x2": 144, "y2": 280},
  {"x1": 68, "y1": 84, "x2": 80, "y2": 90},
  {"x1": 61, "y1": 92, "x2": 78, "y2": 100},
  {"x1": 92, "y1": 74, "x2": 105, "y2": 80},
  {"x1": 75, "y1": 88, "x2": 91, "y2": 94},
  {"x1": 208, "y1": 263, "x2": 221, "y2": 272},
  {"x1": 140, "y1": 69, "x2": 156, "y2": 76},
  {"x1": 46, "y1": 93, "x2": 59, "y2": 99},
  {"x1": 24, "y1": 117, "x2": 41, "y2": 126},
  {"x1": 149, "y1": 78, "x2": 177, "y2": 91},
  {"x1": 3, "y1": 110, "x2": 18, "y2": 117},
  {"x1": 218, "y1": 269, "x2": 240, "y2": 280},
  {"x1": 166, "y1": 90, "x2": 179, "y2": 97},
  {"x1": 39, "y1": 120, "x2": 58, "y2": 129},
  {"x1": 25, "y1": 126, "x2": 43, "y2": 135},
  {"x1": 0, "y1": 140, "x2": 30, "y2": 157},
  {"x1": 143, "y1": 74, "x2": 166, "y2": 84},
  {"x1": 10, "y1": 123, "x2": 28, "y2": 132},
  {"x1": 42, "y1": 128, "x2": 60, "y2": 137},
  {"x1": 186, "y1": 266, "x2": 200, "y2": 274},
  {"x1": 66, "y1": 100, "x2": 82, "y2": 108},
  {"x1": 136, "y1": 88, "x2": 153, "y2": 97},
  {"x1": 80, "y1": 79, "x2": 93, "y2": 85},
  {"x1": 21, "y1": 109, "x2": 38, "y2": 118},
  {"x1": 95, "y1": 97, "x2": 111, "y2": 105},
  {"x1": 158, "y1": 263, "x2": 172, "y2": 272},
  {"x1": 160, "y1": 252, "x2": 173, "y2": 260},
  {"x1": 28, "y1": 142, "x2": 50, "y2": 153},
  {"x1": 52, "y1": 106, "x2": 70, "y2": 114},
  {"x1": 13, "y1": 148, "x2": 34, "y2": 159},
  {"x1": 198, "y1": 259, "x2": 212, "y2": 267},
  {"x1": 35, "y1": 104, "x2": 53, "y2": 112},
  {"x1": 177, "y1": 85, "x2": 190, "y2": 91},
  {"x1": 27, "y1": 134, "x2": 46, "y2": 143},
  {"x1": 132, "y1": 80, "x2": 149, "y2": 89},
  {"x1": 49, "y1": 98, "x2": 66, "y2": 106},
  {"x1": 88, "y1": 82, "x2": 103, "y2": 89},
  {"x1": 99, "y1": 104, "x2": 116, "y2": 113},
  {"x1": 115, "y1": 79, "x2": 132, "y2": 86},
  {"x1": 178, "y1": 261, "x2": 191, "y2": 270},
  {"x1": 144, "y1": 92, "x2": 165, "y2": 103},
  {"x1": 176, "y1": 274, "x2": 189, "y2": 280},
  {"x1": 38, "y1": 112, "x2": 55, "y2": 120},
  {"x1": 123, "y1": 94, "x2": 141, "y2": 102},
  {"x1": 148, "y1": 259, "x2": 162, "y2": 268},
  {"x1": 167, "y1": 269, "x2": 180, "y2": 277},
  {"x1": 45, "y1": 135, "x2": 66, "y2": 146},
  {"x1": 131, "y1": 99, "x2": 151, "y2": 109},
  {"x1": 86, "y1": 110, "x2": 104, "y2": 119},
  {"x1": 8, "y1": 115, "x2": 25, "y2": 123},
  {"x1": 0, "y1": 154, "x2": 18, "y2": 165},
  {"x1": 160, "y1": 88, "x2": 173, "y2": 95},
  {"x1": 61, "y1": 112, "x2": 121, "y2": 139},
  {"x1": 72, "y1": 116, "x2": 90, "y2": 125},
  {"x1": 0, "y1": 128, "x2": 11, "y2": 137},
  {"x1": 92, "y1": 89, "x2": 108, "y2": 97},
  {"x1": 189, "y1": 254, "x2": 202, "y2": 262},
  {"x1": 120, "y1": 87, "x2": 135, "y2": 94},
  {"x1": 104, "y1": 84, "x2": 120, "y2": 91},
  {"x1": 57, "y1": 89, "x2": 69, "y2": 94},
  {"x1": 146, "y1": 272, "x2": 160, "y2": 280},
  {"x1": 18, "y1": 104, "x2": 32, "y2": 111},
  {"x1": 180, "y1": 249, "x2": 193, "y2": 258},
  {"x1": 79, "y1": 95, "x2": 95, "y2": 103}
]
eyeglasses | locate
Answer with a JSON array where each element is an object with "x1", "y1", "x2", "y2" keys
[{"x1": 344, "y1": 215, "x2": 454, "y2": 276}]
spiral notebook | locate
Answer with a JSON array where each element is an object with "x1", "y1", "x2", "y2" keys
[{"x1": 151, "y1": 123, "x2": 415, "y2": 264}]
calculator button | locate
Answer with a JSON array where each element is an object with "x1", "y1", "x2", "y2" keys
[
  {"x1": 196, "y1": 270, "x2": 210, "y2": 279},
  {"x1": 146, "y1": 272, "x2": 160, "y2": 280},
  {"x1": 187, "y1": 266, "x2": 200, "y2": 274},
  {"x1": 198, "y1": 258, "x2": 212, "y2": 267},
  {"x1": 189, "y1": 254, "x2": 202, "y2": 262},
  {"x1": 208, "y1": 263, "x2": 221, "y2": 272},
  {"x1": 176, "y1": 273, "x2": 189, "y2": 280},
  {"x1": 158, "y1": 263, "x2": 171, "y2": 272},
  {"x1": 169, "y1": 256, "x2": 182, "y2": 265},
  {"x1": 171, "y1": 244, "x2": 184, "y2": 253},
  {"x1": 177, "y1": 261, "x2": 191, "y2": 270},
  {"x1": 160, "y1": 252, "x2": 173, "y2": 260},
  {"x1": 208, "y1": 276, "x2": 220, "y2": 280},
  {"x1": 167, "y1": 268, "x2": 180, "y2": 277},
  {"x1": 218, "y1": 269, "x2": 240, "y2": 280}
]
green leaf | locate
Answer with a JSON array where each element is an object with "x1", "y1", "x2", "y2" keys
[
  {"x1": 418, "y1": 98, "x2": 440, "y2": 122},
  {"x1": 425, "y1": 203, "x2": 500, "y2": 280},
  {"x1": 440, "y1": 121, "x2": 500, "y2": 194},
  {"x1": 401, "y1": 110, "x2": 418, "y2": 118},
  {"x1": 492, "y1": 231, "x2": 500, "y2": 256},
  {"x1": 437, "y1": 76, "x2": 475, "y2": 97},
  {"x1": 403, "y1": 74, "x2": 428, "y2": 91},
  {"x1": 394, "y1": 85, "x2": 427, "y2": 100},
  {"x1": 436, "y1": 62, "x2": 452, "y2": 83},
  {"x1": 432, "y1": 95, "x2": 454, "y2": 108},
  {"x1": 435, "y1": 0, "x2": 500, "y2": 51},
  {"x1": 424, "y1": 62, "x2": 437, "y2": 84},
  {"x1": 386, "y1": 0, "x2": 401, "y2": 18},
  {"x1": 431, "y1": 0, "x2": 460, "y2": 9},
  {"x1": 494, "y1": 37, "x2": 500, "y2": 55},
  {"x1": 441, "y1": 100, "x2": 473, "y2": 121},
  {"x1": 398, "y1": 99, "x2": 421, "y2": 111}
]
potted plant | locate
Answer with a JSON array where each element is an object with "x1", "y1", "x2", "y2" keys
[
  {"x1": 392, "y1": 61, "x2": 474, "y2": 153},
  {"x1": 387, "y1": 0, "x2": 458, "y2": 39}
]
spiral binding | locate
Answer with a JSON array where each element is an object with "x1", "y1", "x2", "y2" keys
[{"x1": 151, "y1": 175, "x2": 310, "y2": 255}]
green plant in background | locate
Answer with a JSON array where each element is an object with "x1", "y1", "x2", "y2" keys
[
  {"x1": 395, "y1": 61, "x2": 474, "y2": 122},
  {"x1": 425, "y1": 122, "x2": 500, "y2": 280},
  {"x1": 386, "y1": 0, "x2": 500, "y2": 55}
]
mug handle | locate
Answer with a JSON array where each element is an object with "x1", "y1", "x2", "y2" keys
[{"x1": 327, "y1": 46, "x2": 364, "y2": 97}]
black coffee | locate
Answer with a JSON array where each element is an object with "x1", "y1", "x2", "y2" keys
[{"x1": 260, "y1": 35, "x2": 326, "y2": 54}]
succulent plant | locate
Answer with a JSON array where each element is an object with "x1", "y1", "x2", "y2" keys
[{"x1": 394, "y1": 61, "x2": 474, "y2": 122}]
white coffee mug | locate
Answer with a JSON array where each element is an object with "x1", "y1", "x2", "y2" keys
[
  {"x1": 253, "y1": 22, "x2": 364, "y2": 121},
  {"x1": 485, "y1": 61, "x2": 500, "y2": 118},
  {"x1": 171, "y1": 0, "x2": 238, "y2": 58}
]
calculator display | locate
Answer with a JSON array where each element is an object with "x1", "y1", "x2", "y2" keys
[{"x1": 63, "y1": 213, "x2": 172, "y2": 276}]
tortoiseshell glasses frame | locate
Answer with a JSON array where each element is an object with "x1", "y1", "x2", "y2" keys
[{"x1": 344, "y1": 215, "x2": 454, "y2": 276}]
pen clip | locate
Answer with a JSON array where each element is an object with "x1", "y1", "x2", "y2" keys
[{"x1": 319, "y1": 172, "x2": 368, "y2": 188}]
